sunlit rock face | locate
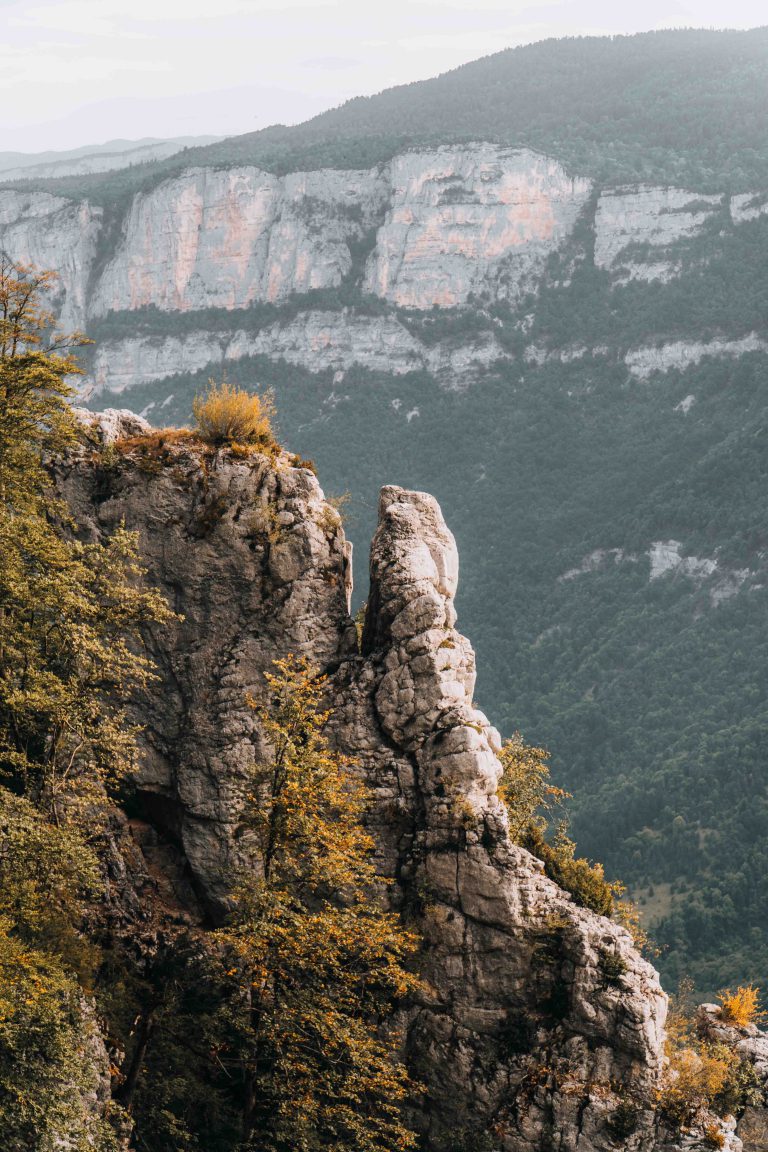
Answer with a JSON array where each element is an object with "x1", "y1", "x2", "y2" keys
[
  {"x1": 0, "y1": 190, "x2": 102, "y2": 331},
  {"x1": 90, "y1": 165, "x2": 388, "y2": 315},
  {"x1": 364, "y1": 145, "x2": 593, "y2": 307},
  {"x1": 83, "y1": 147, "x2": 591, "y2": 319}
]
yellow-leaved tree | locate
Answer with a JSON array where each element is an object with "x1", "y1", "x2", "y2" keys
[
  {"x1": 219, "y1": 655, "x2": 421, "y2": 1152},
  {"x1": 0, "y1": 256, "x2": 174, "y2": 821},
  {"x1": 0, "y1": 257, "x2": 172, "y2": 1149}
]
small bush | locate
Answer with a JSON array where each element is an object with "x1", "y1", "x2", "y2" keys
[
  {"x1": 608, "y1": 1097, "x2": 638, "y2": 1139},
  {"x1": 659, "y1": 986, "x2": 760, "y2": 1132},
  {"x1": 522, "y1": 823, "x2": 619, "y2": 917},
  {"x1": 718, "y1": 985, "x2": 765, "y2": 1028},
  {"x1": 703, "y1": 1122, "x2": 726, "y2": 1149},
  {"x1": 192, "y1": 381, "x2": 276, "y2": 447},
  {"x1": 600, "y1": 950, "x2": 628, "y2": 986},
  {"x1": 659, "y1": 1045, "x2": 731, "y2": 1128}
]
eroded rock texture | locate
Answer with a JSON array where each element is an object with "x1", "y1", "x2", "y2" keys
[
  {"x1": 363, "y1": 146, "x2": 592, "y2": 307},
  {"x1": 59, "y1": 426, "x2": 354, "y2": 915},
  {"x1": 333, "y1": 486, "x2": 667, "y2": 1150},
  {"x1": 91, "y1": 166, "x2": 388, "y2": 315},
  {"x1": 83, "y1": 312, "x2": 506, "y2": 396},
  {"x1": 57, "y1": 427, "x2": 673, "y2": 1149},
  {"x1": 0, "y1": 189, "x2": 102, "y2": 330}
]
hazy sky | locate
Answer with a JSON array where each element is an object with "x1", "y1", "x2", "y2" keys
[{"x1": 2, "y1": 0, "x2": 766, "y2": 154}]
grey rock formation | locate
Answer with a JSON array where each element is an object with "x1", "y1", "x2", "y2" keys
[
  {"x1": 82, "y1": 312, "x2": 506, "y2": 397},
  {"x1": 594, "y1": 187, "x2": 721, "y2": 281},
  {"x1": 730, "y1": 193, "x2": 768, "y2": 224},
  {"x1": 0, "y1": 189, "x2": 102, "y2": 330},
  {"x1": 58, "y1": 432, "x2": 354, "y2": 914},
  {"x1": 90, "y1": 165, "x2": 388, "y2": 315},
  {"x1": 59, "y1": 432, "x2": 669, "y2": 1150},
  {"x1": 0, "y1": 144, "x2": 592, "y2": 335},
  {"x1": 624, "y1": 334, "x2": 768, "y2": 379},
  {"x1": 363, "y1": 145, "x2": 592, "y2": 308},
  {"x1": 72, "y1": 406, "x2": 153, "y2": 443},
  {"x1": 338, "y1": 485, "x2": 666, "y2": 1149}
]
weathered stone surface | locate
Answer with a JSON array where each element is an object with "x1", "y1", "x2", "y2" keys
[
  {"x1": 0, "y1": 189, "x2": 102, "y2": 330},
  {"x1": 594, "y1": 187, "x2": 721, "y2": 280},
  {"x1": 90, "y1": 165, "x2": 388, "y2": 315},
  {"x1": 738, "y1": 1106, "x2": 768, "y2": 1152},
  {"x1": 57, "y1": 436, "x2": 354, "y2": 913},
  {"x1": 57, "y1": 433, "x2": 687, "y2": 1150},
  {"x1": 730, "y1": 193, "x2": 768, "y2": 224},
  {"x1": 58, "y1": 428, "x2": 768, "y2": 1149},
  {"x1": 625, "y1": 334, "x2": 768, "y2": 379},
  {"x1": 364, "y1": 145, "x2": 592, "y2": 307},
  {"x1": 339, "y1": 484, "x2": 667, "y2": 1150},
  {"x1": 72, "y1": 406, "x2": 153, "y2": 444},
  {"x1": 82, "y1": 312, "x2": 506, "y2": 399}
]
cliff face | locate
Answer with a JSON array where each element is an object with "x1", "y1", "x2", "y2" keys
[
  {"x1": 85, "y1": 312, "x2": 505, "y2": 395},
  {"x1": 335, "y1": 484, "x2": 667, "y2": 1151},
  {"x1": 0, "y1": 189, "x2": 102, "y2": 331},
  {"x1": 60, "y1": 414, "x2": 672, "y2": 1151},
  {"x1": 362, "y1": 146, "x2": 592, "y2": 308},
  {"x1": 2, "y1": 144, "x2": 759, "y2": 400},
  {"x1": 593, "y1": 188, "x2": 722, "y2": 281},
  {"x1": 91, "y1": 166, "x2": 388, "y2": 315}
]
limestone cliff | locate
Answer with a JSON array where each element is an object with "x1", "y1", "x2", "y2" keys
[
  {"x1": 2, "y1": 144, "x2": 762, "y2": 403},
  {"x1": 362, "y1": 146, "x2": 592, "y2": 308},
  {"x1": 57, "y1": 412, "x2": 682, "y2": 1151},
  {"x1": 83, "y1": 312, "x2": 505, "y2": 396},
  {"x1": 0, "y1": 189, "x2": 102, "y2": 331}
]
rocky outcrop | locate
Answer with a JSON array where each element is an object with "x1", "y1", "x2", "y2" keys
[
  {"x1": 59, "y1": 432, "x2": 668, "y2": 1150},
  {"x1": 0, "y1": 144, "x2": 593, "y2": 334},
  {"x1": 594, "y1": 187, "x2": 721, "y2": 281},
  {"x1": 625, "y1": 334, "x2": 768, "y2": 379},
  {"x1": 697, "y1": 1006, "x2": 768, "y2": 1152},
  {"x1": 72, "y1": 406, "x2": 153, "y2": 443},
  {"x1": 5, "y1": 149, "x2": 767, "y2": 411},
  {"x1": 364, "y1": 146, "x2": 592, "y2": 308},
  {"x1": 58, "y1": 432, "x2": 354, "y2": 913},
  {"x1": 730, "y1": 193, "x2": 768, "y2": 224},
  {"x1": 84, "y1": 314, "x2": 424, "y2": 394},
  {"x1": 83, "y1": 312, "x2": 506, "y2": 397},
  {"x1": 337, "y1": 485, "x2": 666, "y2": 1150}
]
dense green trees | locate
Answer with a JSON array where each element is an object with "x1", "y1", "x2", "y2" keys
[{"x1": 7, "y1": 28, "x2": 768, "y2": 206}]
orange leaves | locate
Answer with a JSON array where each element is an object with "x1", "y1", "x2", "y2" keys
[
  {"x1": 192, "y1": 380, "x2": 276, "y2": 450},
  {"x1": 718, "y1": 985, "x2": 765, "y2": 1029}
]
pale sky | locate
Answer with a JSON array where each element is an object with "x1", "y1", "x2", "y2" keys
[{"x1": 2, "y1": 0, "x2": 766, "y2": 154}]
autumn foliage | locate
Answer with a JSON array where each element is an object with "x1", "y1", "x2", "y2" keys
[
  {"x1": 218, "y1": 655, "x2": 420, "y2": 1152},
  {"x1": 718, "y1": 985, "x2": 765, "y2": 1028},
  {"x1": 0, "y1": 259, "x2": 172, "y2": 1147},
  {"x1": 192, "y1": 380, "x2": 276, "y2": 447}
]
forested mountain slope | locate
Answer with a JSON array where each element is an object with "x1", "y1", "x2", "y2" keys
[
  {"x1": 4, "y1": 27, "x2": 768, "y2": 203},
  {"x1": 1, "y1": 29, "x2": 767, "y2": 993}
]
